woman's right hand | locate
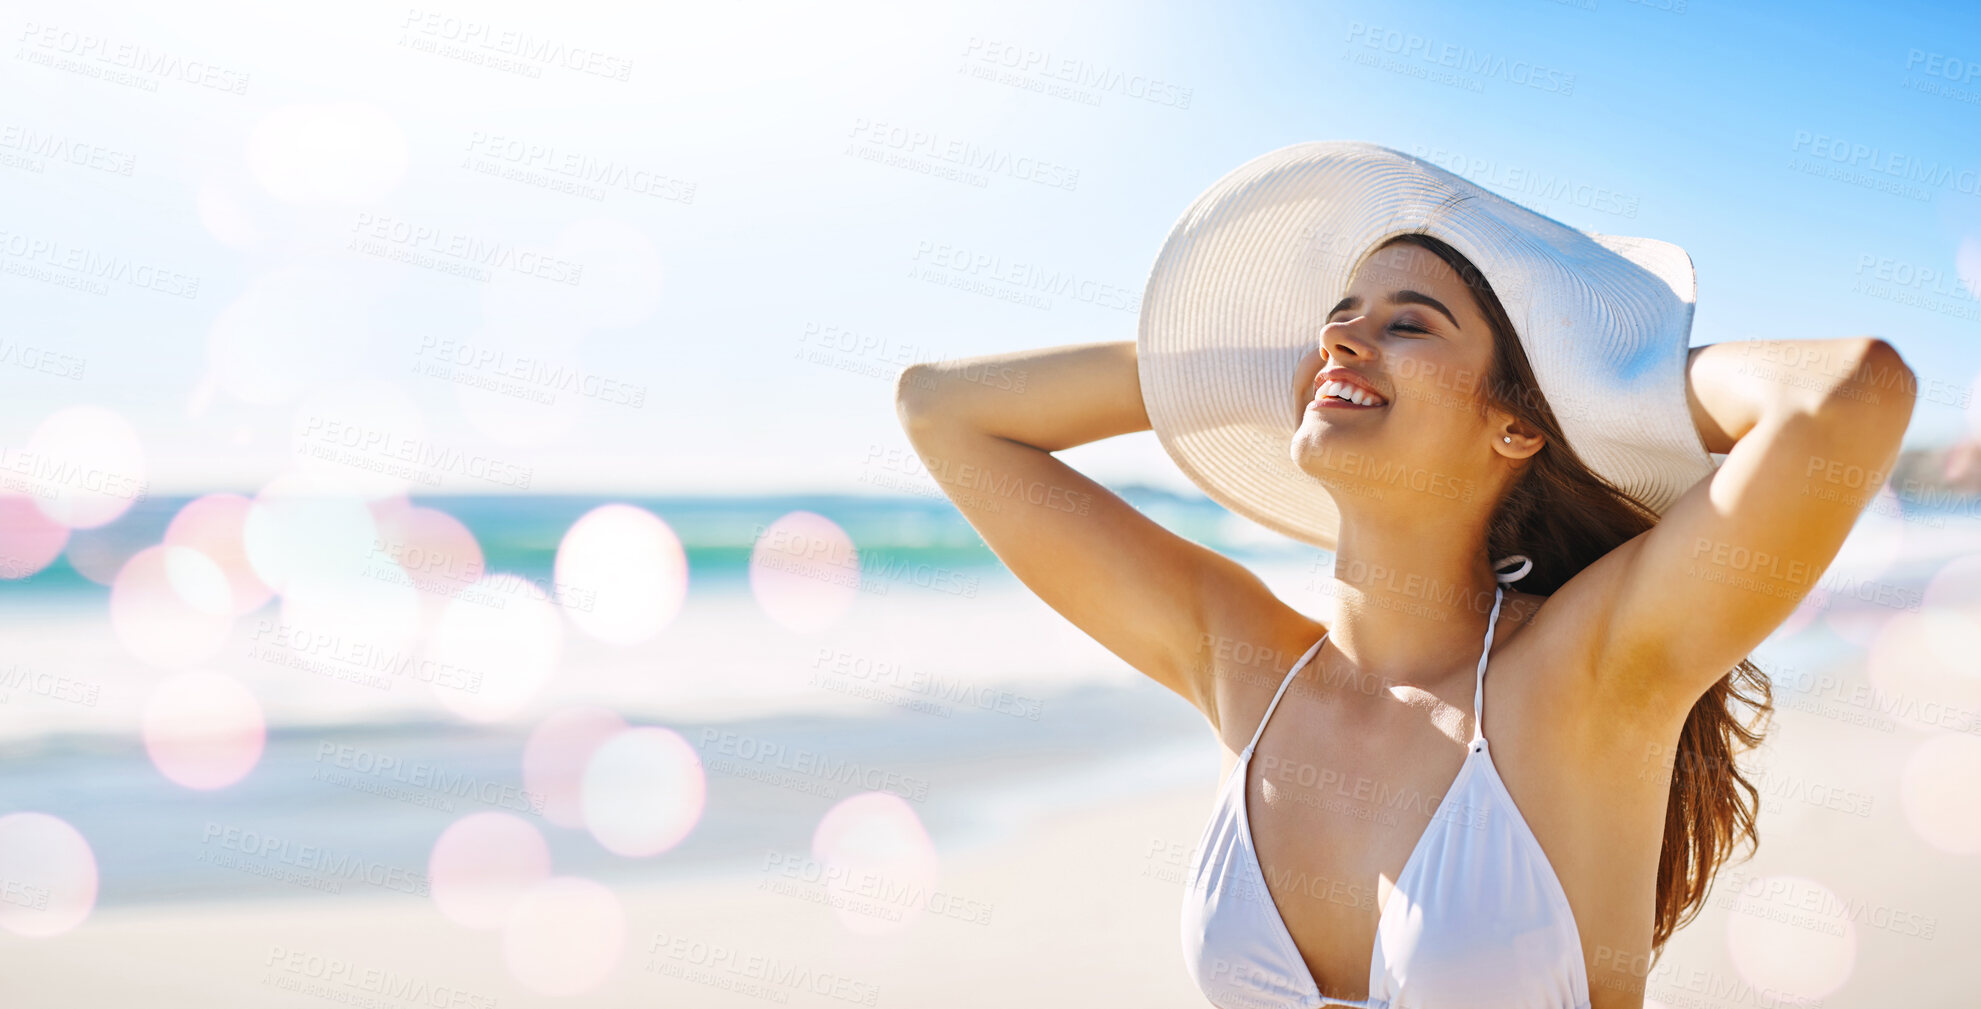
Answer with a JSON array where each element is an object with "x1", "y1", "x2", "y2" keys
[{"x1": 894, "y1": 341, "x2": 1315, "y2": 731}]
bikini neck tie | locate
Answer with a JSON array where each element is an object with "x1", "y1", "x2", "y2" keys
[{"x1": 1492, "y1": 554, "x2": 1533, "y2": 584}]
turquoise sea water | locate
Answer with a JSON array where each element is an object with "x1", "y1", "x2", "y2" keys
[
  {"x1": 1, "y1": 486, "x2": 1274, "y2": 599},
  {"x1": 2, "y1": 490, "x2": 1975, "y2": 912}
]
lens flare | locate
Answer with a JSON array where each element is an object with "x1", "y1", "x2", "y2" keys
[
  {"x1": 24, "y1": 405, "x2": 147, "y2": 530},
  {"x1": 522, "y1": 706, "x2": 629, "y2": 829},
  {"x1": 0, "y1": 495, "x2": 70, "y2": 579},
  {"x1": 749, "y1": 511, "x2": 861, "y2": 633},
  {"x1": 811, "y1": 791, "x2": 940, "y2": 935},
  {"x1": 1900, "y1": 733, "x2": 1981, "y2": 854},
  {"x1": 1923, "y1": 551, "x2": 1981, "y2": 610},
  {"x1": 142, "y1": 671, "x2": 266, "y2": 789},
  {"x1": 110, "y1": 546, "x2": 236, "y2": 669},
  {"x1": 242, "y1": 472, "x2": 380, "y2": 594},
  {"x1": 0, "y1": 813, "x2": 98, "y2": 937},
  {"x1": 165, "y1": 493, "x2": 275, "y2": 615},
  {"x1": 62, "y1": 520, "x2": 156, "y2": 586},
  {"x1": 370, "y1": 499, "x2": 486, "y2": 628},
  {"x1": 580, "y1": 727, "x2": 705, "y2": 857},
  {"x1": 1723, "y1": 874, "x2": 1855, "y2": 999},
  {"x1": 555, "y1": 504, "x2": 688, "y2": 645},
  {"x1": 501, "y1": 876, "x2": 625, "y2": 996},
  {"x1": 429, "y1": 812, "x2": 552, "y2": 930},
  {"x1": 427, "y1": 572, "x2": 564, "y2": 722},
  {"x1": 1866, "y1": 609, "x2": 1981, "y2": 734}
]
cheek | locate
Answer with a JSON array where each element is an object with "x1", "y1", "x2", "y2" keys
[{"x1": 1393, "y1": 354, "x2": 1472, "y2": 416}]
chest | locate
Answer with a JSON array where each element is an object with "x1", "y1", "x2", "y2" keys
[{"x1": 1201, "y1": 665, "x2": 1669, "y2": 1005}]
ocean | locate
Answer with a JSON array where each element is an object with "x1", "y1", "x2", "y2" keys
[{"x1": 0, "y1": 490, "x2": 1974, "y2": 914}]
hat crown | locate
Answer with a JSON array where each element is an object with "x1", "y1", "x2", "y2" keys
[{"x1": 1137, "y1": 141, "x2": 1715, "y2": 553}]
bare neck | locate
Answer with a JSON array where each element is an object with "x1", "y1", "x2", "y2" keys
[{"x1": 1319, "y1": 510, "x2": 1509, "y2": 690}]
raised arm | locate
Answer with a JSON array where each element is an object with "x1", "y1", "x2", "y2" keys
[
  {"x1": 893, "y1": 341, "x2": 1301, "y2": 727},
  {"x1": 1582, "y1": 337, "x2": 1917, "y2": 710}
]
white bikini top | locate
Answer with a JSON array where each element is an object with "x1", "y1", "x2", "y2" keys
[{"x1": 1180, "y1": 579, "x2": 1592, "y2": 1009}]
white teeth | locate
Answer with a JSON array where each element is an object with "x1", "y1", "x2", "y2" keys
[{"x1": 1319, "y1": 380, "x2": 1383, "y2": 406}]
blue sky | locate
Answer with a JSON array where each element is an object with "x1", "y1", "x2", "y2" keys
[{"x1": 3, "y1": 0, "x2": 1976, "y2": 496}]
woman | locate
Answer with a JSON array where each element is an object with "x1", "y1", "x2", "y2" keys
[{"x1": 893, "y1": 144, "x2": 1915, "y2": 1008}]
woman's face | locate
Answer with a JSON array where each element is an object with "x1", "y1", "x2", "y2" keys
[{"x1": 1290, "y1": 241, "x2": 1510, "y2": 510}]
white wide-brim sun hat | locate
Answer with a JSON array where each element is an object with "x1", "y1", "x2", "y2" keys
[{"x1": 1136, "y1": 140, "x2": 1717, "y2": 554}]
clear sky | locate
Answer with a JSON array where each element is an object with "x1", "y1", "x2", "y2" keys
[{"x1": 4, "y1": 0, "x2": 1977, "y2": 496}]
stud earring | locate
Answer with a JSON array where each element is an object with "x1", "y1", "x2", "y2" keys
[{"x1": 1502, "y1": 436, "x2": 1512, "y2": 443}]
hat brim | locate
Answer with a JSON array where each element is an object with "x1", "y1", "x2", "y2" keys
[{"x1": 1136, "y1": 141, "x2": 1715, "y2": 554}]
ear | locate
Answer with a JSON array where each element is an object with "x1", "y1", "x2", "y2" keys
[{"x1": 1493, "y1": 421, "x2": 1544, "y2": 461}]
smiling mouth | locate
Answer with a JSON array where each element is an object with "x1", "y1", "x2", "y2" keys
[{"x1": 1309, "y1": 379, "x2": 1388, "y2": 410}]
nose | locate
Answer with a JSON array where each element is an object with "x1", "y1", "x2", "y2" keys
[{"x1": 1320, "y1": 314, "x2": 1376, "y2": 363}]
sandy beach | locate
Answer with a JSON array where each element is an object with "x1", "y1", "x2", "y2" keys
[
  {"x1": 7, "y1": 619, "x2": 1981, "y2": 1009},
  {"x1": 0, "y1": 774, "x2": 1227, "y2": 1009}
]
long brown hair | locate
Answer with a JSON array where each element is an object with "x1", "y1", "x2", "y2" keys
[{"x1": 1371, "y1": 231, "x2": 1774, "y2": 952}]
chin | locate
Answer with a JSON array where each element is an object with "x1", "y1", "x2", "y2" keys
[{"x1": 1288, "y1": 421, "x2": 1348, "y2": 481}]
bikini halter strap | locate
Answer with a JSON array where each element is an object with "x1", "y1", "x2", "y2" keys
[{"x1": 1472, "y1": 583, "x2": 1506, "y2": 745}]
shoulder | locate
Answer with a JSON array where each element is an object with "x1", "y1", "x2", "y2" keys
[
  {"x1": 1504, "y1": 564, "x2": 1695, "y2": 735},
  {"x1": 1189, "y1": 598, "x2": 1328, "y2": 740}
]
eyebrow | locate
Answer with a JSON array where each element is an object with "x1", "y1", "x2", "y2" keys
[{"x1": 1327, "y1": 291, "x2": 1462, "y2": 331}]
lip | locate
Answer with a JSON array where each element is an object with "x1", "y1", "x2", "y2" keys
[{"x1": 1310, "y1": 368, "x2": 1389, "y2": 410}]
